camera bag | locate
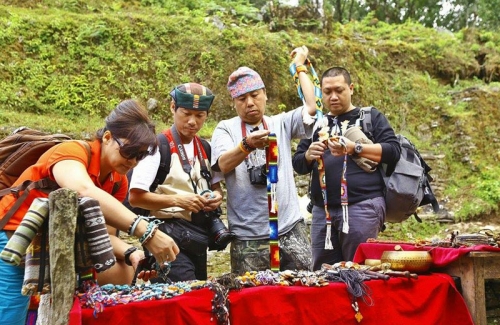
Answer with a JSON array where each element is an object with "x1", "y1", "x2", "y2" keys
[{"x1": 159, "y1": 218, "x2": 208, "y2": 256}]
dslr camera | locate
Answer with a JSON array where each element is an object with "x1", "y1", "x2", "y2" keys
[
  {"x1": 248, "y1": 164, "x2": 267, "y2": 185},
  {"x1": 206, "y1": 207, "x2": 235, "y2": 251}
]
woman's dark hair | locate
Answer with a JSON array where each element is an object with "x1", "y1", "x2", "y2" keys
[
  {"x1": 321, "y1": 67, "x2": 352, "y2": 85},
  {"x1": 96, "y1": 99, "x2": 158, "y2": 154}
]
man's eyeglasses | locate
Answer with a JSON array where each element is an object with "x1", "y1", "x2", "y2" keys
[{"x1": 112, "y1": 136, "x2": 151, "y2": 161}]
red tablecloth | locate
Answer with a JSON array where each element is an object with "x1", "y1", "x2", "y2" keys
[
  {"x1": 73, "y1": 273, "x2": 473, "y2": 325},
  {"x1": 73, "y1": 288, "x2": 216, "y2": 325},
  {"x1": 353, "y1": 242, "x2": 500, "y2": 267}
]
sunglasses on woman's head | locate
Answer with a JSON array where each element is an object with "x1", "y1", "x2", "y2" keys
[{"x1": 112, "y1": 135, "x2": 151, "y2": 161}]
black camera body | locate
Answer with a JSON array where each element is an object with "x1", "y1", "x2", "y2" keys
[
  {"x1": 206, "y1": 208, "x2": 235, "y2": 251},
  {"x1": 248, "y1": 165, "x2": 267, "y2": 185}
]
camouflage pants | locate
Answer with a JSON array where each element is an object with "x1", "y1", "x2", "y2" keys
[{"x1": 230, "y1": 220, "x2": 312, "y2": 275}]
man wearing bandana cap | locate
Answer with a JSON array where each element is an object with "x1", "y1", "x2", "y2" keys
[
  {"x1": 129, "y1": 82, "x2": 228, "y2": 281},
  {"x1": 210, "y1": 46, "x2": 317, "y2": 274}
]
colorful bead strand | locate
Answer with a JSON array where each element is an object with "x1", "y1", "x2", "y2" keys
[{"x1": 267, "y1": 133, "x2": 280, "y2": 272}]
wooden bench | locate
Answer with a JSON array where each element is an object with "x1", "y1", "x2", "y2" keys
[{"x1": 440, "y1": 251, "x2": 500, "y2": 325}]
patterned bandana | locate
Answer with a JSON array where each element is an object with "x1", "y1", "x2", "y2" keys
[
  {"x1": 170, "y1": 83, "x2": 215, "y2": 111},
  {"x1": 227, "y1": 66, "x2": 265, "y2": 98}
]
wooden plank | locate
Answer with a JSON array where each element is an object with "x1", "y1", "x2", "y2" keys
[{"x1": 469, "y1": 251, "x2": 500, "y2": 258}]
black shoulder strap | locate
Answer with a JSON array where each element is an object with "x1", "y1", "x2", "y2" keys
[
  {"x1": 360, "y1": 106, "x2": 374, "y2": 141},
  {"x1": 111, "y1": 180, "x2": 121, "y2": 196},
  {"x1": 122, "y1": 133, "x2": 171, "y2": 216},
  {"x1": 150, "y1": 133, "x2": 171, "y2": 192},
  {"x1": 200, "y1": 139, "x2": 211, "y2": 163},
  {"x1": 199, "y1": 138, "x2": 212, "y2": 185}
]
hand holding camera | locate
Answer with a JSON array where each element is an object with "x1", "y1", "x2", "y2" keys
[
  {"x1": 200, "y1": 189, "x2": 223, "y2": 212},
  {"x1": 246, "y1": 129, "x2": 271, "y2": 149},
  {"x1": 199, "y1": 189, "x2": 235, "y2": 251}
]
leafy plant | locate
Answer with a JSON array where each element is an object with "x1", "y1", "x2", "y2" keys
[{"x1": 0, "y1": 1, "x2": 499, "y2": 224}]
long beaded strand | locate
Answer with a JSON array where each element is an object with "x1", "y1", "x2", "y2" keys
[{"x1": 267, "y1": 133, "x2": 280, "y2": 272}]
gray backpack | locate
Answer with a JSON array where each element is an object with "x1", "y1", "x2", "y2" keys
[{"x1": 361, "y1": 107, "x2": 439, "y2": 223}]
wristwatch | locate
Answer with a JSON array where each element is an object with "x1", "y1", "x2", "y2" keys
[
  {"x1": 354, "y1": 141, "x2": 363, "y2": 156},
  {"x1": 124, "y1": 247, "x2": 138, "y2": 266}
]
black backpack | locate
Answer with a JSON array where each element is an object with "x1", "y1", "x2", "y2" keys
[
  {"x1": 360, "y1": 107, "x2": 439, "y2": 223},
  {"x1": 123, "y1": 133, "x2": 211, "y2": 216}
]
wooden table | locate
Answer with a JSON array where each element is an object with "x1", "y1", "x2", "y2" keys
[{"x1": 438, "y1": 251, "x2": 500, "y2": 325}]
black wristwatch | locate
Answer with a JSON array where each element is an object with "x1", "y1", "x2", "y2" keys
[
  {"x1": 124, "y1": 247, "x2": 138, "y2": 266},
  {"x1": 353, "y1": 142, "x2": 363, "y2": 156}
]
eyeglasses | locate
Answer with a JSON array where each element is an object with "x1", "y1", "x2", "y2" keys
[{"x1": 112, "y1": 136, "x2": 151, "y2": 161}]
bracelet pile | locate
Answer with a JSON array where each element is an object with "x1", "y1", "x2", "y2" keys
[
  {"x1": 77, "y1": 280, "x2": 207, "y2": 317},
  {"x1": 78, "y1": 265, "x2": 385, "y2": 325}
]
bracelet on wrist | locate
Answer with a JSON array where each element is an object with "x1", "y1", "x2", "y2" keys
[
  {"x1": 127, "y1": 216, "x2": 139, "y2": 235},
  {"x1": 129, "y1": 215, "x2": 150, "y2": 237},
  {"x1": 124, "y1": 246, "x2": 138, "y2": 266},
  {"x1": 139, "y1": 219, "x2": 163, "y2": 246},
  {"x1": 242, "y1": 136, "x2": 256, "y2": 152},
  {"x1": 238, "y1": 141, "x2": 251, "y2": 155},
  {"x1": 141, "y1": 226, "x2": 159, "y2": 246},
  {"x1": 296, "y1": 64, "x2": 308, "y2": 74}
]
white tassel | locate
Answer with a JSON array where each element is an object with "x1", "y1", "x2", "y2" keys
[
  {"x1": 342, "y1": 206, "x2": 349, "y2": 234},
  {"x1": 324, "y1": 223, "x2": 334, "y2": 250},
  {"x1": 270, "y1": 183, "x2": 277, "y2": 213}
]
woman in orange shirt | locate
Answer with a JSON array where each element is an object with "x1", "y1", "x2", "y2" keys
[{"x1": 0, "y1": 99, "x2": 179, "y2": 325}]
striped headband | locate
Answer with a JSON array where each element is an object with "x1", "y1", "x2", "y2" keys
[{"x1": 170, "y1": 83, "x2": 215, "y2": 111}]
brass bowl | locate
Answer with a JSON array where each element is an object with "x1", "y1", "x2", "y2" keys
[
  {"x1": 380, "y1": 251, "x2": 432, "y2": 273},
  {"x1": 364, "y1": 259, "x2": 382, "y2": 266}
]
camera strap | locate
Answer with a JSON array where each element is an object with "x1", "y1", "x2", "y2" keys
[
  {"x1": 170, "y1": 125, "x2": 212, "y2": 194},
  {"x1": 290, "y1": 58, "x2": 339, "y2": 250},
  {"x1": 241, "y1": 119, "x2": 280, "y2": 272},
  {"x1": 267, "y1": 133, "x2": 280, "y2": 272}
]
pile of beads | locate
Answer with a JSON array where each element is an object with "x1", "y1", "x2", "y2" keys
[
  {"x1": 77, "y1": 265, "x2": 375, "y2": 323},
  {"x1": 77, "y1": 280, "x2": 208, "y2": 316},
  {"x1": 231, "y1": 269, "x2": 330, "y2": 288},
  {"x1": 281, "y1": 270, "x2": 330, "y2": 287}
]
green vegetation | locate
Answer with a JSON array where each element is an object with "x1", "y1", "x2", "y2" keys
[{"x1": 0, "y1": 1, "x2": 499, "y2": 223}]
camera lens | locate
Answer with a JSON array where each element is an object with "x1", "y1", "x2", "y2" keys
[
  {"x1": 209, "y1": 217, "x2": 229, "y2": 242},
  {"x1": 208, "y1": 216, "x2": 234, "y2": 250}
]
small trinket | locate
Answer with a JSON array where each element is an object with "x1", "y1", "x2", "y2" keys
[{"x1": 352, "y1": 301, "x2": 363, "y2": 323}]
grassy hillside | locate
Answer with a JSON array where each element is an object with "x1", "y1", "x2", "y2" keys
[{"x1": 0, "y1": 1, "x2": 499, "y2": 222}]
